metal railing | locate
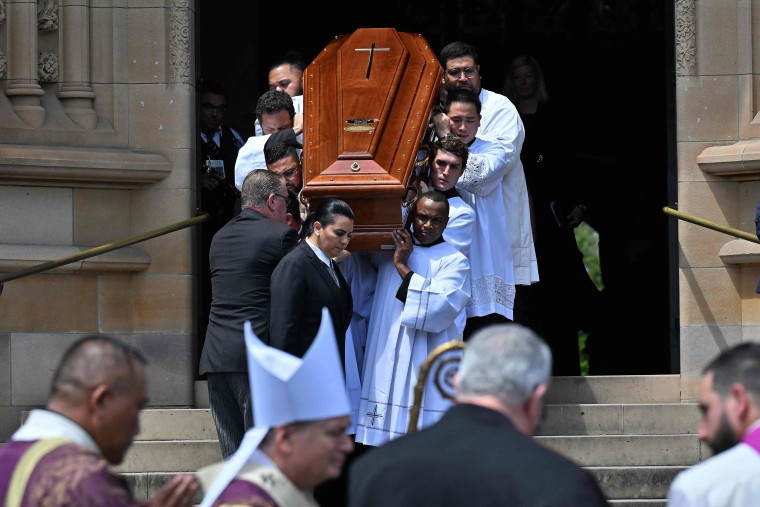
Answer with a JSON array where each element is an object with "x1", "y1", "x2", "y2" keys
[
  {"x1": 663, "y1": 206, "x2": 760, "y2": 244},
  {"x1": 0, "y1": 214, "x2": 208, "y2": 296}
]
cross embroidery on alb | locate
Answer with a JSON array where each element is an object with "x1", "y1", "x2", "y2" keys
[{"x1": 366, "y1": 404, "x2": 383, "y2": 426}]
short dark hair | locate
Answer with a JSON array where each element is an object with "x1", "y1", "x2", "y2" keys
[
  {"x1": 704, "y1": 342, "x2": 760, "y2": 400},
  {"x1": 433, "y1": 135, "x2": 469, "y2": 169},
  {"x1": 417, "y1": 190, "x2": 450, "y2": 216},
  {"x1": 440, "y1": 41, "x2": 479, "y2": 66},
  {"x1": 255, "y1": 90, "x2": 296, "y2": 123},
  {"x1": 265, "y1": 142, "x2": 300, "y2": 166},
  {"x1": 268, "y1": 50, "x2": 306, "y2": 73},
  {"x1": 444, "y1": 88, "x2": 481, "y2": 115}
]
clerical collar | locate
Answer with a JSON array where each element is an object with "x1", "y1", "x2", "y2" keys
[
  {"x1": 440, "y1": 187, "x2": 461, "y2": 199},
  {"x1": 411, "y1": 235, "x2": 445, "y2": 248}
]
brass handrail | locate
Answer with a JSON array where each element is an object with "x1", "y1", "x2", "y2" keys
[
  {"x1": 0, "y1": 214, "x2": 208, "y2": 293},
  {"x1": 663, "y1": 206, "x2": 760, "y2": 244},
  {"x1": 407, "y1": 339, "x2": 465, "y2": 434}
]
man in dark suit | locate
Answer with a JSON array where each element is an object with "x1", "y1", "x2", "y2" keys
[
  {"x1": 348, "y1": 322, "x2": 610, "y2": 507},
  {"x1": 199, "y1": 169, "x2": 298, "y2": 459}
]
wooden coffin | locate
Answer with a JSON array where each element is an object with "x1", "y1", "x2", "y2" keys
[{"x1": 301, "y1": 28, "x2": 442, "y2": 251}]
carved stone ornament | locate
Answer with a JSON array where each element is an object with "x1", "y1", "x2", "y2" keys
[
  {"x1": 169, "y1": 0, "x2": 191, "y2": 82},
  {"x1": 38, "y1": 51, "x2": 59, "y2": 82},
  {"x1": 37, "y1": 0, "x2": 59, "y2": 32},
  {"x1": 675, "y1": 0, "x2": 696, "y2": 76},
  {"x1": 0, "y1": 48, "x2": 6, "y2": 79},
  {"x1": 0, "y1": 0, "x2": 6, "y2": 27}
]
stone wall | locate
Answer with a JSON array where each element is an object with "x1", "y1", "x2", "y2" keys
[
  {"x1": 675, "y1": 0, "x2": 760, "y2": 400},
  {"x1": 0, "y1": 0, "x2": 197, "y2": 440}
]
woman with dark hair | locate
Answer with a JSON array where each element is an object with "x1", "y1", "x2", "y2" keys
[{"x1": 269, "y1": 198, "x2": 354, "y2": 362}]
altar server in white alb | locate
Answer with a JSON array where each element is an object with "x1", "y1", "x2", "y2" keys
[
  {"x1": 196, "y1": 308, "x2": 354, "y2": 507},
  {"x1": 355, "y1": 190, "x2": 470, "y2": 446},
  {"x1": 439, "y1": 41, "x2": 537, "y2": 337}
]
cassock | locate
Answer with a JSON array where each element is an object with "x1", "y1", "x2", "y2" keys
[
  {"x1": 477, "y1": 87, "x2": 538, "y2": 285},
  {"x1": 456, "y1": 136, "x2": 517, "y2": 320},
  {"x1": 355, "y1": 240, "x2": 470, "y2": 446}
]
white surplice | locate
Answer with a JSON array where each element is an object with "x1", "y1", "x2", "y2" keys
[
  {"x1": 456, "y1": 136, "x2": 517, "y2": 320},
  {"x1": 477, "y1": 87, "x2": 538, "y2": 285},
  {"x1": 355, "y1": 242, "x2": 470, "y2": 446},
  {"x1": 443, "y1": 195, "x2": 476, "y2": 257}
]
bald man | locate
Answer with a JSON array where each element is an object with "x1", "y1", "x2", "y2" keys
[{"x1": 0, "y1": 335, "x2": 197, "y2": 507}]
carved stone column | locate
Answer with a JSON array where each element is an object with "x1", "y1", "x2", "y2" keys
[
  {"x1": 58, "y1": 0, "x2": 96, "y2": 130},
  {"x1": 5, "y1": 0, "x2": 45, "y2": 127}
]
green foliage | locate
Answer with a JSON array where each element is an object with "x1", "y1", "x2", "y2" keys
[{"x1": 574, "y1": 222, "x2": 602, "y2": 376}]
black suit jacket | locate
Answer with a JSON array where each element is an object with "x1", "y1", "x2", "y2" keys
[
  {"x1": 348, "y1": 404, "x2": 610, "y2": 507},
  {"x1": 199, "y1": 208, "x2": 298, "y2": 374},
  {"x1": 269, "y1": 240, "x2": 353, "y2": 364}
]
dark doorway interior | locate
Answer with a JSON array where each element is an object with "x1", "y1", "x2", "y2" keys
[{"x1": 197, "y1": 0, "x2": 677, "y2": 375}]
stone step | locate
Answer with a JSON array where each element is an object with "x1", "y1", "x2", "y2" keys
[
  {"x1": 136, "y1": 408, "x2": 216, "y2": 441},
  {"x1": 120, "y1": 433, "x2": 701, "y2": 474},
  {"x1": 136, "y1": 402, "x2": 699, "y2": 442},
  {"x1": 608, "y1": 502, "x2": 666, "y2": 507},
  {"x1": 545, "y1": 375, "x2": 682, "y2": 404},
  {"x1": 123, "y1": 466, "x2": 685, "y2": 504},
  {"x1": 193, "y1": 375, "x2": 683, "y2": 410},
  {"x1": 118, "y1": 440, "x2": 222, "y2": 473},
  {"x1": 536, "y1": 403, "x2": 699, "y2": 436},
  {"x1": 536, "y1": 435, "x2": 702, "y2": 467}
]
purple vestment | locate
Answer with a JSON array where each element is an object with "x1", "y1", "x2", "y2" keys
[
  {"x1": 212, "y1": 478, "x2": 279, "y2": 507},
  {"x1": 0, "y1": 440, "x2": 135, "y2": 506}
]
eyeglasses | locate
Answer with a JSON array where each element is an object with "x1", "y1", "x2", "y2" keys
[
  {"x1": 201, "y1": 103, "x2": 226, "y2": 113},
  {"x1": 273, "y1": 193, "x2": 291, "y2": 206},
  {"x1": 446, "y1": 67, "x2": 478, "y2": 79}
]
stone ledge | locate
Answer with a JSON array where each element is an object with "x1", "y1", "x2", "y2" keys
[
  {"x1": 718, "y1": 238, "x2": 760, "y2": 264},
  {"x1": 0, "y1": 243, "x2": 150, "y2": 274},
  {"x1": 0, "y1": 144, "x2": 171, "y2": 189},
  {"x1": 697, "y1": 140, "x2": 760, "y2": 181}
]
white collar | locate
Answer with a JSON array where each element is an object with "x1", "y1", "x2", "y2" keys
[
  {"x1": 305, "y1": 238, "x2": 332, "y2": 267},
  {"x1": 12, "y1": 409, "x2": 101, "y2": 457}
]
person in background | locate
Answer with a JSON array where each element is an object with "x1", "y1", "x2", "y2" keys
[
  {"x1": 197, "y1": 308, "x2": 353, "y2": 507},
  {"x1": 348, "y1": 323, "x2": 610, "y2": 507},
  {"x1": 199, "y1": 170, "x2": 298, "y2": 459},
  {"x1": 504, "y1": 54, "x2": 600, "y2": 375},
  {"x1": 0, "y1": 335, "x2": 198, "y2": 507},
  {"x1": 198, "y1": 79, "x2": 246, "y2": 343},
  {"x1": 666, "y1": 342, "x2": 760, "y2": 506}
]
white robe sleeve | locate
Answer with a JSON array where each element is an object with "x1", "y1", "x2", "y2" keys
[
  {"x1": 442, "y1": 198, "x2": 475, "y2": 257},
  {"x1": 456, "y1": 139, "x2": 509, "y2": 197},
  {"x1": 401, "y1": 253, "x2": 470, "y2": 334},
  {"x1": 234, "y1": 134, "x2": 270, "y2": 190}
]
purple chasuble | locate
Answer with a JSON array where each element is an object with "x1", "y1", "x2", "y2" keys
[
  {"x1": 0, "y1": 440, "x2": 135, "y2": 507},
  {"x1": 213, "y1": 478, "x2": 279, "y2": 507},
  {"x1": 742, "y1": 423, "x2": 760, "y2": 454}
]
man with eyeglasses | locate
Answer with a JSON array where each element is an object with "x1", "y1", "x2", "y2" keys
[
  {"x1": 439, "y1": 41, "x2": 538, "y2": 336},
  {"x1": 355, "y1": 190, "x2": 470, "y2": 447},
  {"x1": 200, "y1": 169, "x2": 298, "y2": 459},
  {"x1": 235, "y1": 90, "x2": 304, "y2": 192},
  {"x1": 198, "y1": 79, "x2": 246, "y2": 347}
]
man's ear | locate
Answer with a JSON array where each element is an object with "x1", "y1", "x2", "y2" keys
[
  {"x1": 525, "y1": 383, "x2": 547, "y2": 431},
  {"x1": 730, "y1": 383, "x2": 751, "y2": 423}
]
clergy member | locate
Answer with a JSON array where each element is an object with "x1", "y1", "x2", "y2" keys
[
  {"x1": 355, "y1": 190, "x2": 471, "y2": 446},
  {"x1": 196, "y1": 308, "x2": 354, "y2": 507}
]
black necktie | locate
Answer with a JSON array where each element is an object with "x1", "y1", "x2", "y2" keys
[{"x1": 206, "y1": 135, "x2": 221, "y2": 159}]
